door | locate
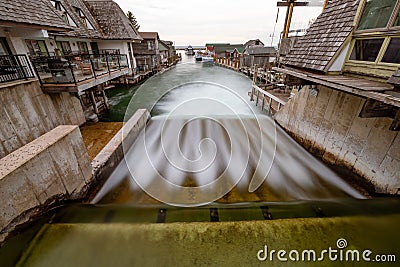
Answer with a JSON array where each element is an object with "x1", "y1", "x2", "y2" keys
[
  {"x1": 90, "y1": 42, "x2": 99, "y2": 54},
  {"x1": 0, "y1": 37, "x2": 12, "y2": 55}
]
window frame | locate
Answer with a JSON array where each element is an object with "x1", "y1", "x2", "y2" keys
[
  {"x1": 346, "y1": 0, "x2": 400, "y2": 70},
  {"x1": 355, "y1": 0, "x2": 400, "y2": 34},
  {"x1": 347, "y1": 35, "x2": 400, "y2": 66}
]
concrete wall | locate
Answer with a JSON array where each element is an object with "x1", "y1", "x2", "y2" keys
[
  {"x1": 275, "y1": 85, "x2": 400, "y2": 194},
  {"x1": 89, "y1": 109, "x2": 150, "y2": 198},
  {"x1": 0, "y1": 125, "x2": 92, "y2": 241},
  {"x1": 0, "y1": 80, "x2": 85, "y2": 158}
]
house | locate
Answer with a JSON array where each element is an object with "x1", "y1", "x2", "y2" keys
[
  {"x1": 242, "y1": 45, "x2": 277, "y2": 69},
  {"x1": 133, "y1": 32, "x2": 161, "y2": 72},
  {"x1": 84, "y1": 0, "x2": 143, "y2": 69},
  {"x1": 244, "y1": 39, "x2": 264, "y2": 48},
  {"x1": 206, "y1": 43, "x2": 244, "y2": 59},
  {"x1": 158, "y1": 40, "x2": 169, "y2": 66},
  {"x1": 0, "y1": 0, "x2": 86, "y2": 157},
  {"x1": 273, "y1": 0, "x2": 400, "y2": 195}
]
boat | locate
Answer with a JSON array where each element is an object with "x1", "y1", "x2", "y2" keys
[
  {"x1": 195, "y1": 53, "x2": 203, "y2": 62},
  {"x1": 185, "y1": 45, "x2": 195, "y2": 56},
  {"x1": 201, "y1": 56, "x2": 214, "y2": 62}
]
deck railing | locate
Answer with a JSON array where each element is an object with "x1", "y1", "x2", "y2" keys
[
  {"x1": 31, "y1": 54, "x2": 129, "y2": 85},
  {"x1": 0, "y1": 55, "x2": 35, "y2": 84}
]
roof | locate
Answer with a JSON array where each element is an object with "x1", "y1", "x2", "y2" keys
[
  {"x1": 244, "y1": 39, "x2": 264, "y2": 48},
  {"x1": 213, "y1": 44, "x2": 244, "y2": 54},
  {"x1": 53, "y1": 0, "x2": 102, "y2": 39},
  {"x1": 388, "y1": 68, "x2": 400, "y2": 87},
  {"x1": 85, "y1": 0, "x2": 142, "y2": 40},
  {"x1": 244, "y1": 45, "x2": 276, "y2": 55},
  {"x1": 282, "y1": 0, "x2": 359, "y2": 72},
  {"x1": 139, "y1": 32, "x2": 159, "y2": 40},
  {"x1": 158, "y1": 40, "x2": 169, "y2": 51},
  {"x1": 0, "y1": 0, "x2": 70, "y2": 31}
]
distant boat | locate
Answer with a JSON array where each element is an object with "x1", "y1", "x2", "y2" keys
[
  {"x1": 195, "y1": 53, "x2": 203, "y2": 61},
  {"x1": 185, "y1": 45, "x2": 195, "y2": 56},
  {"x1": 202, "y1": 56, "x2": 214, "y2": 62}
]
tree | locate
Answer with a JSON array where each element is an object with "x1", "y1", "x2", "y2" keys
[{"x1": 127, "y1": 11, "x2": 140, "y2": 31}]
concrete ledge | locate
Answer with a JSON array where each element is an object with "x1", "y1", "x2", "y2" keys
[
  {"x1": 90, "y1": 109, "x2": 150, "y2": 196},
  {"x1": 0, "y1": 125, "x2": 92, "y2": 240}
]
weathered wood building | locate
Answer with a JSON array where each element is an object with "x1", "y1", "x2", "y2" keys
[
  {"x1": 133, "y1": 32, "x2": 161, "y2": 72},
  {"x1": 242, "y1": 45, "x2": 277, "y2": 69},
  {"x1": 273, "y1": 0, "x2": 400, "y2": 194}
]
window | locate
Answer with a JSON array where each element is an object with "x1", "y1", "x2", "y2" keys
[
  {"x1": 349, "y1": 38, "x2": 385, "y2": 61},
  {"x1": 395, "y1": 10, "x2": 400, "y2": 26},
  {"x1": 382, "y1": 38, "x2": 400, "y2": 63},
  {"x1": 90, "y1": 42, "x2": 99, "y2": 54},
  {"x1": 357, "y1": 0, "x2": 398, "y2": 30},
  {"x1": 50, "y1": 0, "x2": 77, "y2": 27},
  {"x1": 73, "y1": 6, "x2": 95, "y2": 30},
  {"x1": 148, "y1": 41, "x2": 154, "y2": 50},
  {"x1": 74, "y1": 7, "x2": 85, "y2": 18},
  {"x1": 77, "y1": 42, "x2": 89, "y2": 54},
  {"x1": 25, "y1": 40, "x2": 49, "y2": 57},
  {"x1": 56, "y1": 41, "x2": 72, "y2": 55},
  {"x1": 50, "y1": 0, "x2": 63, "y2": 11}
]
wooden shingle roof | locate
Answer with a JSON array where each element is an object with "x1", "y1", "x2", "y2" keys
[
  {"x1": 244, "y1": 46, "x2": 276, "y2": 56},
  {"x1": 0, "y1": 0, "x2": 70, "y2": 31},
  {"x1": 282, "y1": 0, "x2": 359, "y2": 72},
  {"x1": 85, "y1": 0, "x2": 142, "y2": 40},
  {"x1": 139, "y1": 32, "x2": 159, "y2": 40}
]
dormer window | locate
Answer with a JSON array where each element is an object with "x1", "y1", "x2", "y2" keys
[
  {"x1": 347, "y1": 0, "x2": 400, "y2": 68},
  {"x1": 357, "y1": 0, "x2": 398, "y2": 30},
  {"x1": 74, "y1": 7, "x2": 85, "y2": 19},
  {"x1": 72, "y1": 6, "x2": 95, "y2": 30},
  {"x1": 50, "y1": 0, "x2": 77, "y2": 27}
]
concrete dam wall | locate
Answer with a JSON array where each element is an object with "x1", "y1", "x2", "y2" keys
[
  {"x1": 275, "y1": 85, "x2": 399, "y2": 195},
  {"x1": 0, "y1": 79, "x2": 85, "y2": 158}
]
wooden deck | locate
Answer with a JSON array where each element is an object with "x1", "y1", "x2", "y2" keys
[
  {"x1": 274, "y1": 67, "x2": 400, "y2": 108},
  {"x1": 41, "y1": 68, "x2": 131, "y2": 94}
]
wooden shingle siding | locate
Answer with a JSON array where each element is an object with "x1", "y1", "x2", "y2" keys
[
  {"x1": 282, "y1": 0, "x2": 359, "y2": 72},
  {"x1": 84, "y1": 0, "x2": 142, "y2": 40},
  {"x1": 0, "y1": 0, "x2": 70, "y2": 30}
]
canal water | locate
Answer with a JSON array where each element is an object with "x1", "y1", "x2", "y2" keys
[{"x1": 94, "y1": 54, "x2": 363, "y2": 206}]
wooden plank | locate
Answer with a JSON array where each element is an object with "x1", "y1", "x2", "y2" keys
[
  {"x1": 274, "y1": 67, "x2": 400, "y2": 108},
  {"x1": 252, "y1": 84, "x2": 287, "y2": 106}
]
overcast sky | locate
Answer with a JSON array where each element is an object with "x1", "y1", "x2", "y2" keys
[{"x1": 114, "y1": 0, "x2": 323, "y2": 46}]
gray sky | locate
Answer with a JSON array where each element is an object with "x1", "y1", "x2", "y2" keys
[{"x1": 114, "y1": 0, "x2": 323, "y2": 46}]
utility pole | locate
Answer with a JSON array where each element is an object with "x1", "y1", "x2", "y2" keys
[
  {"x1": 277, "y1": 0, "x2": 309, "y2": 39},
  {"x1": 322, "y1": 0, "x2": 329, "y2": 11}
]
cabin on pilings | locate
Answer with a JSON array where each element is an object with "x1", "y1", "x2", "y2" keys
[
  {"x1": 273, "y1": 0, "x2": 400, "y2": 195},
  {"x1": 133, "y1": 32, "x2": 162, "y2": 73}
]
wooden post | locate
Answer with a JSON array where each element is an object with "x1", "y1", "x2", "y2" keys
[
  {"x1": 284, "y1": 1, "x2": 295, "y2": 38},
  {"x1": 322, "y1": 0, "x2": 329, "y2": 11},
  {"x1": 256, "y1": 90, "x2": 260, "y2": 106},
  {"x1": 261, "y1": 96, "x2": 265, "y2": 111},
  {"x1": 101, "y1": 90, "x2": 110, "y2": 110},
  {"x1": 89, "y1": 90, "x2": 99, "y2": 114},
  {"x1": 253, "y1": 64, "x2": 258, "y2": 84}
]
